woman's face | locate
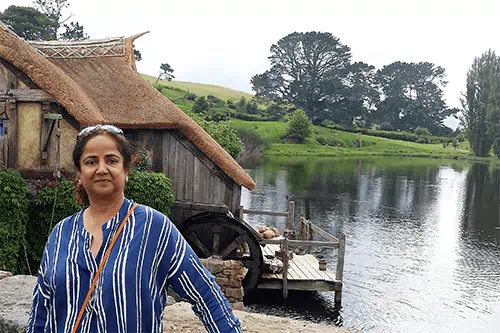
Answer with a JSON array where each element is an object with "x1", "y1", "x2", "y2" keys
[{"x1": 78, "y1": 134, "x2": 128, "y2": 203}]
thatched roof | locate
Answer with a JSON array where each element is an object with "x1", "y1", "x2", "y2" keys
[{"x1": 0, "y1": 23, "x2": 255, "y2": 190}]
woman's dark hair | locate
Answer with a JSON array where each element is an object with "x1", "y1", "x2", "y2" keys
[{"x1": 72, "y1": 127, "x2": 134, "y2": 206}]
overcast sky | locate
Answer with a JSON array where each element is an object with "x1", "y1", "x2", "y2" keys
[{"x1": 2, "y1": 0, "x2": 500, "y2": 128}]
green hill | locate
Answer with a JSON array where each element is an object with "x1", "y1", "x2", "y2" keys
[{"x1": 141, "y1": 74, "x2": 254, "y2": 101}]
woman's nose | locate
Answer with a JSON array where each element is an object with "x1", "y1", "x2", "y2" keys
[{"x1": 96, "y1": 161, "x2": 109, "y2": 174}]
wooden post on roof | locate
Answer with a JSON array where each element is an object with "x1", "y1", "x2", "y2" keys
[
  {"x1": 287, "y1": 201, "x2": 295, "y2": 230},
  {"x1": 335, "y1": 232, "x2": 346, "y2": 304},
  {"x1": 281, "y1": 237, "x2": 289, "y2": 300}
]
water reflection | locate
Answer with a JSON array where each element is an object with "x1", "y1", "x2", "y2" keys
[{"x1": 242, "y1": 157, "x2": 500, "y2": 333}]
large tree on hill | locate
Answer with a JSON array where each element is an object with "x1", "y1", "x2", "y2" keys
[
  {"x1": 155, "y1": 63, "x2": 175, "y2": 83},
  {"x1": 0, "y1": 6, "x2": 57, "y2": 41},
  {"x1": 251, "y1": 32, "x2": 352, "y2": 124},
  {"x1": 374, "y1": 61, "x2": 455, "y2": 134},
  {"x1": 461, "y1": 50, "x2": 500, "y2": 157}
]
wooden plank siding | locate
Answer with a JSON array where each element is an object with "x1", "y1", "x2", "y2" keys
[
  {"x1": 127, "y1": 129, "x2": 243, "y2": 226},
  {"x1": 0, "y1": 135, "x2": 7, "y2": 168}
]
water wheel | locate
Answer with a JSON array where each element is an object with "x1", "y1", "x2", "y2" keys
[{"x1": 179, "y1": 212, "x2": 263, "y2": 293}]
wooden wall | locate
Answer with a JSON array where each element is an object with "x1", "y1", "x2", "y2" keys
[{"x1": 127, "y1": 129, "x2": 242, "y2": 226}]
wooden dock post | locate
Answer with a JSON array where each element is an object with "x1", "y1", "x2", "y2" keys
[
  {"x1": 286, "y1": 201, "x2": 295, "y2": 230},
  {"x1": 335, "y1": 232, "x2": 346, "y2": 304},
  {"x1": 281, "y1": 237, "x2": 289, "y2": 299},
  {"x1": 238, "y1": 205, "x2": 244, "y2": 220}
]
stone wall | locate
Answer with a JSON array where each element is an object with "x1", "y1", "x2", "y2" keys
[
  {"x1": 0, "y1": 271, "x2": 36, "y2": 333},
  {"x1": 199, "y1": 257, "x2": 248, "y2": 311}
]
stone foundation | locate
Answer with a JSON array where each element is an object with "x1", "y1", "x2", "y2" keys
[{"x1": 199, "y1": 257, "x2": 248, "y2": 311}]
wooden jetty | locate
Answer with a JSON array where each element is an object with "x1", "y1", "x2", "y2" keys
[{"x1": 240, "y1": 203, "x2": 346, "y2": 304}]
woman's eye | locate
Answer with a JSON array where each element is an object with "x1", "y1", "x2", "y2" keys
[
  {"x1": 108, "y1": 159, "x2": 118, "y2": 164},
  {"x1": 85, "y1": 160, "x2": 96, "y2": 165}
]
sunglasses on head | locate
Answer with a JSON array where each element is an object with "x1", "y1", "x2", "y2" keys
[{"x1": 77, "y1": 125, "x2": 124, "y2": 140}]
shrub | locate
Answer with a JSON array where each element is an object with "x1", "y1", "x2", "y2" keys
[
  {"x1": 185, "y1": 92, "x2": 197, "y2": 101},
  {"x1": 207, "y1": 95, "x2": 225, "y2": 108},
  {"x1": 378, "y1": 122, "x2": 395, "y2": 131},
  {"x1": 327, "y1": 136, "x2": 346, "y2": 147},
  {"x1": 203, "y1": 108, "x2": 231, "y2": 122},
  {"x1": 316, "y1": 136, "x2": 328, "y2": 146},
  {"x1": 285, "y1": 109, "x2": 312, "y2": 142},
  {"x1": 27, "y1": 179, "x2": 81, "y2": 270},
  {"x1": 416, "y1": 136, "x2": 430, "y2": 144},
  {"x1": 192, "y1": 96, "x2": 209, "y2": 114},
  {"x1": 0, "y1": 169, "x2": 29, "y2": 273},
  {"x1": 125, "y1": 171, "x2": 174, "y2": 216},
  {"x1": 414, "y1": 127, "x2": 431, "y2": 136}
]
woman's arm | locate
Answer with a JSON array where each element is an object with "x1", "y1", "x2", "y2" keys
[
  {"x1": 27, "y1": 244, "x2": 52, "y2": 333},
  {"x1": 162, "y1": 216, "x2": 242, "y2": 333}
]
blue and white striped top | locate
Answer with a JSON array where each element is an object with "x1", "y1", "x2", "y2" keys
[{"x1": 27, "y1": 198, "x2": 241, "y2": 333}]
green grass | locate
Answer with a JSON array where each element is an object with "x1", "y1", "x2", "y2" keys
[
  {"x1": 228, "y1": 119, "x2": 495, "y2": 162},
  {"x1": 141, "y1": 74, "x2": 254, "y2": 101}
]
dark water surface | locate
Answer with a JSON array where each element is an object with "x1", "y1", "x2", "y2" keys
[{"x1": 241, "y1": 157, "x2": 500, "y2": 333}]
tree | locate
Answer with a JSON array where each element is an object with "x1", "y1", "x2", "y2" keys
[
  {"x1": 461, "y1": 50, "x2": 500, "y2": 157},
  {"x1": 32, "y1": 0, "x2": 88, "y2": 41},
  {"x1": 0, "y1": 6, "x2": 57, "y2": 41},
  {"x1": 59, "y1": 21, "x2": 87, "y2": 40},
  {"x1": 155, "y1": 63, "x2": 175, "y2": 83},
  {"x1": 285, "y1": 109, "x2": 312, "y2": 142},
  {"x1": 133, "y1": 47, "x2": 142, "y2": 62},
  {"x1": 251, "y1": 32, "x2": 352, "y2": 124},
  {"x1": 192, "y1": 96, "x2": 209, "y2": 114},
  {"x1": 375, "y1": 61, "x2": 455, "y2": 134}
]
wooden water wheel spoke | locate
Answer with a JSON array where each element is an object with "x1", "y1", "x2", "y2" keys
[
  {"x1": 212, "y1": 225, "x2": 223, "y2": 255},
  {"x1": 185, "y1": 231, "x2": 211, "y2": 257},
  {"x1": 179, "y1": 212, "x2": 264, "y2": 293},
  {"x1": 219, "y1": 234, "x2": 246, "y2": 259}
]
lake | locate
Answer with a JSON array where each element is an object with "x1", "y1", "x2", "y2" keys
[{"x1": 240, "y1": 157, "x2": 500, "y2": 333}]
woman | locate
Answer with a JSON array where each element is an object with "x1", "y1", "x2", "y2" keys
[{"x1": 27, "y1": 125, "x2": 241, "y2": 333}]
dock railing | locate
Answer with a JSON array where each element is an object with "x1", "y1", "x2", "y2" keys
[{"x1": 239, "y1": 201, "x2": 345, "y2": 303}]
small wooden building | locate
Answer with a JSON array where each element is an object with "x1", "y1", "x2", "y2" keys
[{"x1": 0, "y1": 23, "x2": 255, "y2": 225}]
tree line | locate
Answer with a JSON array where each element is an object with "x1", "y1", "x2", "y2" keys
[{"x1": 251, "y1": 31, "x2": 459, "y2": 136}]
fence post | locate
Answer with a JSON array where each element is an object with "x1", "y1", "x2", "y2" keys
[
  {"x1": 335, "y1": 232, "x2": 346, "y2": 305},
  {"x1": 287, "y1": 201, "x2": 295, "y2": 230},
  {"x1": 282, "y1": 237, "x2": 289, "y2": 299},
  {"x1": 238, "y1": 205, "x2": 244, "y2": 220},
  {"x1": 306, "y1": 220, "x2": 313, "y2": 253},
  {"x1": 299, "y1": 216, "x2": 305, "y2": 240}
]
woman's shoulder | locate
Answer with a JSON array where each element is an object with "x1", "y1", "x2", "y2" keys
[
  {"x1": 46, "y1": 209, "x2": 84, "y2": 244},
  {"x1": 133, "y1": 203, "x2": 174, "y2": 227}
]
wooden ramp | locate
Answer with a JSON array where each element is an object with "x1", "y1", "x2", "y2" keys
[{"x1": 258, "y1": 244, "x2": 341, "y2": 292}]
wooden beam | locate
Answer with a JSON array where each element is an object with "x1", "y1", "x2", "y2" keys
[
  {"x1": 282, "y1": 237, "x2": 289, "y2": 299},
  {"x1": 257, "y1": 280, "x2": 337, "y2": 292},
  {"x1": 286, "y1": 201, "x2": 295, "y2": 230},
  {"x1": 243, "y1": 209, "x2": 289, "y2": 217},
  {"x1": 0, "y1": 89, "x2": 55, "y2": 103},
  {"x1": 0, "y1": 58, "x2": 38, "y2": 89},
  {"x1": 260, "y1": 239, "x2": 339, "y2": 248},
  {"x1": 310, "y1": 223, "x2": 339, "y2": 242},
  {"x1": 173, "y1": 200, "x2": 229, "y2": 214},
  {"x1": 6, "y1": 100, "x2": 17, "y2": 169},
  {"x1": 335, "y1": 232, "x2": 346, "y2": 305}
]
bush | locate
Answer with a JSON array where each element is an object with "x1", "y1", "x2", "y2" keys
[
  {"x1": 207, "y1": 95, "x2": 225, "y2": 108},
  {"x1": 27, "y1": 179, "x2": 81, "y2": 270},
  {"x1": 203, "y1": 108, "x2": 231, "y2": 122},
  {"x1": 0, "y1": 169, "x2": 29, "y2": 273},
  {"x1": 378, "y1": 122, "x2": 395, "y2": 131},
  {"x1": 414, "y1": 127, "x2": 431, "y2": 136},
  {"x1": 285, "y1": 109, "x2": 312, "y2": 142},
  {"x1": 185, "y1": 92, "x2": 197, "y2": 101},
  {"x1": 327, "y1": 136, "x2": 346, "y2": 147},
  {"x1": 316, "y1": 136, "x2": 328, "y2": 146},
  {"x1": 192, "y1": 96, "x2": 209, "y2": 114},
  {"x1": 416, "y1": 136, "x2": 430, "y2": 144},
  {"x1": 125, "y1": 171, "x2": 174, "y2": 216}
]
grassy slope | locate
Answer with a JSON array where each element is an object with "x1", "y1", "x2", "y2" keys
[
  {"x1": 228, "y1": 119, "x2": 489, "y2": 160},
  {"x1": 151, "y1": 84, "x2": 491, "y2": 162},
  {"x1": 141, "y1": 74, "x2": 254, "y2": 101}
]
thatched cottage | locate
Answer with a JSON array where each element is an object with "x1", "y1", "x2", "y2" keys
[{"x1": 0, "y1": 23, "x2": 256, "y2": 225}]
